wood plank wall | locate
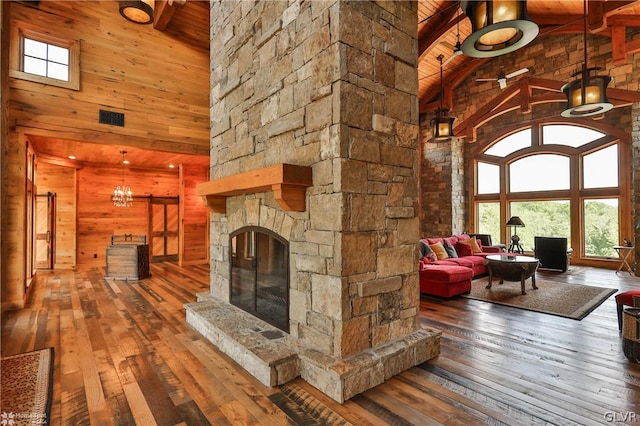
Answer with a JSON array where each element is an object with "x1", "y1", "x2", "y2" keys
[
  {"x1": 7, "y1": 1, "x2": 209, "y2": 153},
  {"x1": 37, "y1": 162, "x2": 77, "y2": 270},
  {"x1": 179, "y1": 165, "x2": 209, "y2": 265},
  {"x1": 2, "y1": 1, "x2": 210, "y2": 308},
  {"x1": 1, "y1": 5, "x2": 10, "y2": 306},
  {"x1": 78, "y1": 164, "x2": 178, "y2": 267}
]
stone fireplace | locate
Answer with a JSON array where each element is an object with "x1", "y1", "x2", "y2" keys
[{"x1": 185, "y1": 0, "x2": 441, "y2": 403}]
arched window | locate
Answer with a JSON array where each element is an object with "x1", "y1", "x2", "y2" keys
[{"x1": 473, "y1": 122, "x2": 627, "y2": 264}]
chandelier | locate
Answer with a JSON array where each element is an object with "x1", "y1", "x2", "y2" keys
[{"x1": 113, "y1": 150, "x2": 133, "y2": 207}]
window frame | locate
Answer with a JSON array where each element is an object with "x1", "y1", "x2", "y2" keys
[
  {"x1": 471, "y1": 120, "x2": 629, "y2": 265},
  {"x1": 10, "y1": 24, "x2": 80, "y2": 91}
]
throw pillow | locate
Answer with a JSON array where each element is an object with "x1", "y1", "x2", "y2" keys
[
  {"x1": 429, "y1": 242, "x2": 449, "y2": 260},
  {"x1": 443, "y1": 241, "x2": 458, "y2": 258},
  {"x1": 468, "y1": 238, "x2": 482, "y2": 253},
  {"x1": 459, "y1": 238, "x2": 482, "y2": 254},
  {"x1": 455, "y1": 241, "x2": 473, "y2": 257},
  {"x1": 419, "y1": 240, "x2": 437, "y2": 262}
]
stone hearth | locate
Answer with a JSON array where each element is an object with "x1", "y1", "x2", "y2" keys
[{"x1": 186, "y1": 294, "x2": 440, "y2": 402}]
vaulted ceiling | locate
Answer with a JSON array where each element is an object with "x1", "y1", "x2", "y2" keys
[
  {"x1": 31, "y1": 0, "x2": 640, "y2": 168},
  {"x1": 417, "y1": 0, "x2": 640, "y2": 112}
]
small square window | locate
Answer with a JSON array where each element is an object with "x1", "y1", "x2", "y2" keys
[{"x1": 10, "y1": 24, "x2": 79, "y2": 90}]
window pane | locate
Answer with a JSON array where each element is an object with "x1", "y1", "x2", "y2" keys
[
  {"x1": 477, "y1": 162, "x2": 499, "y2": 194},
  {"x1": 583, "y1": 145, "x2": 618, "y2": 189},
  {"x1": 543, "y1": 125, "x2": 605, "y2": 148},
  {"x1": 23, "y1": 56, "x2": 47, "y2": 76},
  {"x1": 24, "y1": 38, "x2": 47, "y2": 59},
  {"x1": 509, "y1": 154, "x2": 569, "y2": 192},
  {"x1": 485, "y1": 129, "x2": 531, "y2": 157},
  {"x1": 510, "y1": 201, "x2": 571, "y2": 251},
  {"x1": 47, "y1": 63, "x2": 69, "y2": 81},
  {"x1": 477, "y1": 202, "x2": 500, "y2": 242},
  {"x1": 583, "y1": 199, "x2": 618, "y2": 257},
  {"x1": 48, "y1": 44, "x2": 69, "y2": 65}
]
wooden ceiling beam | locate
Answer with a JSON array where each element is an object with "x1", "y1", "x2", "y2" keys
[
  {"x1": 154, "y1": 0, "x2": 185, "y2": 31},
  {"x1": 418, "y1": 1, "x2": 459, "y2": 61}
]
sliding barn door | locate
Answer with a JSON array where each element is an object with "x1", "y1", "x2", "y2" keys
[
  {"x1": 149, "y1": 197, "x2": 179, "y2": 262},
  {"x1": 36, "y1": 193, "x2": 56, "y2": 269}
]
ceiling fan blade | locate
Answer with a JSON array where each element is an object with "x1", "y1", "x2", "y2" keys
[
  {"x1": 442, "y1": 51, "x2": 460, "y2": 66},
  {"x1": 440, "y1": 40, "x2": 456, "y2": 50},
  {"x1": 476, "y1": 78, "x2": 496, "y2": 82},
  {"x1": 499, "y1": 79, "x2": 507, "y2": 89},
  {"x1": 506, "y1": 68, "x2": 529, "y2": 79}
]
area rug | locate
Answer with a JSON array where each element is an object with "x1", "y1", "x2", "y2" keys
[
  {"x1": 462, "y1": 277, "x2": 617, "y2": 320},
  {"x1": 1, "y1": 347, "x2": 54, "y2": 425}
]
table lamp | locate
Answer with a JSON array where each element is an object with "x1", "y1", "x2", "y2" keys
[{"x1": 506, "y1": 216, "x2": 525, "y2": 253}]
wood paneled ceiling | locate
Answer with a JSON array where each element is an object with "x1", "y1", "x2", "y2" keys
[{"x1": 33, "y1": 0, "x2": 639, "y2": 168}]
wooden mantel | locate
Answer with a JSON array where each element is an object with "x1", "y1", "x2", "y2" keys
[{"x1": 197, "y1": 163, "x2": 313, "y2": 213}]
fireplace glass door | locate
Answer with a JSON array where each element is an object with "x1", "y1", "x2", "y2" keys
[{"x1": 230, "y1": 228, "x2": 289, "y2": 333}]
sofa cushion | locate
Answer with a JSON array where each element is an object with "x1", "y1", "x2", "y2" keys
[
  {"x1": 430, "y1": 242, "x2": 449, "y2": 260},
  {"x1": 421, "y1": 264, "x2": 473, "y2": 283},
  {"x1": 459, "y1": 238, "x2": 482, "y2": 253},
  {"x1": 419, "y1": 240, "x2": 437, "y2": 262},
  {"x1": 455, "y1": 241, "x2": 473, "y2": 257},
  {"x1": 443, "y1": 241, "x2": 458, "y2": 258}
]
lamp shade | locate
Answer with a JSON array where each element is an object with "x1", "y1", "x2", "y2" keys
[
  {"x1": 506, "y1": 216, "x2": 525, "y2": 227},
  {"x1": 119, "y1": 0, "x2": 154, "y2": 25},
  {"x1": 430, "y1": 109, "x2": 455, "y2": 141},
  {"x1": 561, "y1": 71, "x2": 613, "y2": 117},
  {"x1": 460, "y1": 0, "x2": 539, "y2": 58}
]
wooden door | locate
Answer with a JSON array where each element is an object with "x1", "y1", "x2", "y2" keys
[
  {"x1": 149, "y1": 197, "x2": 179, "y2": 262},
  {"x1": 35, "y1": 192, "x2": 56, "y2": 269}
]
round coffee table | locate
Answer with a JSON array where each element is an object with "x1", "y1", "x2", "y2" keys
[{"x1": 485, "y1": 254, "x2": 540, "y2": 295}]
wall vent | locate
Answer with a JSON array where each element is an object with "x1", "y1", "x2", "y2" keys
[{"x1": 99, "y1": 109, "x2": 125, "y2": 127}]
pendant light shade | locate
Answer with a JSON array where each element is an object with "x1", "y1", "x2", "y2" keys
[
  {"x1": 431, "y1": 55, "x2": 455, "y2": 141},
  {"x1": 431, "y1": 112, "x2": 456, "y2": 141},
  {"x1": 460, "y1": 0, "x2": 538, "y2": 58},
  {"x1": 561, "y1": 0, "x2": 613, "y2": 117},
  {"x1": 119, "y1": 0, "x2": 154, "y2": 25}
]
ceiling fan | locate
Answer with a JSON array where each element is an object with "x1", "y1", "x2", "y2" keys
[
  {"x1": 441, "y1": 13, "x2": 462, "y2": 67},
  {"x1": 476, "y1": 67, "x2": 529, "y2": 89}
]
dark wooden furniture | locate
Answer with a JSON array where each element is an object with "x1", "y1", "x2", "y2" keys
[
  {"x1": 105, "y1": 234, "x2": 150, "y2": 280},
  {"x1": 485, "y1": 254, "x2": 539, "y2": 295},
  {"x1": 534, "y1": 236, "x2": 572, "y2": 272}
]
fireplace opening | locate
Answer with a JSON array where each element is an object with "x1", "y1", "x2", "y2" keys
[{"x1": 230, "y1": 227, "x2": 289, "y2": 333}]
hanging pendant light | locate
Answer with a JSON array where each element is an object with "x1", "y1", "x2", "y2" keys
[
  {"x1": 113, "y1": 151, "x2": 134, "y2": 208},
  {"x1": 561, "y1": 0, "x2": 613, "y2": 117},
  {"x1": 119, "y1": 0, "x2": 154, "y2": 25},
  {"x1": 460, "y1": 0, "x2": 539, "y2": 58},
  {"x1": 431, "y1": 55, "x2": 455, "y2": 141}
]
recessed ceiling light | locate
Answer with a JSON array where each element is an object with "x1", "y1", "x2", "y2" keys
[
  {"x1": 68, "y1": 155, "x2": 76, "y2": 160},
  {"x1": 168, "y1": 163, "x2": 175, "y2": 169}
]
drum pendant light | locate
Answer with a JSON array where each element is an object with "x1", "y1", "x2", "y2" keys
[
  {"x1": 460, "y1": 0, "x2": 538, "y2": 58},
  {"x1": 560, "y1": 0, "x2": 613, "y2": 117}
]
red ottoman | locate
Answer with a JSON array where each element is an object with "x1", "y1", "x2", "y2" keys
[
  {"x1": 420, "y1": 265, "x2": 473, "y2": 298},
  {"x1": 615, "y1": 290, "x2": 640, "y2": 331}
]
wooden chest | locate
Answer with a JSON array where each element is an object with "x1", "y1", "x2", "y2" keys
[{"x1": 105, "y1": 235, "x2": 150, "y2": 280}]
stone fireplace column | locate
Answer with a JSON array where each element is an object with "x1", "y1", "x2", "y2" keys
[{"x1": 187, "y1": 0, "x2": 440, "y2": 403}]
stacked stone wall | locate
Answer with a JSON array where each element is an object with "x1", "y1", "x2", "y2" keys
[{"x1": 209, "y1": 0, "x2": 421, "y2": 360}]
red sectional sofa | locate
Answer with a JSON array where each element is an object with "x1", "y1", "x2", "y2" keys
[{"x1": 419, "y1": 234, "x2": 502, "y2": 298}]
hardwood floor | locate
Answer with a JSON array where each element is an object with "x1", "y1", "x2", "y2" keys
[{"x1": 2, "y1": 263, "x2": 640, "y2": 425}]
